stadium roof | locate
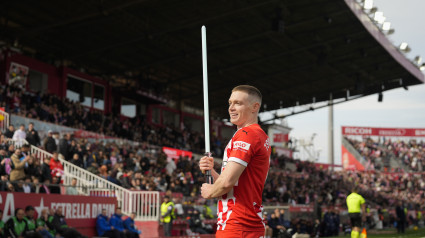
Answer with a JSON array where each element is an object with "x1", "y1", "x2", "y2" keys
[{"x1": 1, "y1": 0, "x2": 423, "y2": 118}]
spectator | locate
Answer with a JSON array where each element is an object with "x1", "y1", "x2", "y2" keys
[
  {"x1": 39, "y1": 179, "x2": 51, "y2": 194},
  {"x1": 43, "y1": 130, "x2": 57, "y2": 153},
  {"x1": 187, "y1": 209, "x2": 210, "y2": 234},
  {"x1": 12, "y1": 124, "x2": 26, "y2": 142},
  {"x1": 26, "y1": 122, "x2": 41, "y2": 146},
  {"x1": 5, "y1": 208, "x2": 29, "y2": 237},
  {"x1": 96, "y1": 208, "x2": 122, "y2": 238},
  {"x1": 51, "y1": 207, "x2": 85, "y2": 238},
  {"x1": 40, "y1": 157, "x2": 52, "y2": 183},
  {"x1": 36, "y1": 208, "x2": 55, "y2": 238},
  {"x1": 49, "y1": 152, "x2": 64, "y2": 179},
  {"x1": 66, "y1": 178, "x2": 79, "y2": 195},
  {"x1": 4, "y1": 125, "x2": 14, "y2": 138},
  {"x1": 396, "y1": 201, "x2": 406, "y2": 234},
  {"x1": 50, "y1": 176, "x2": 61, "y2": 194},
  {"x1": 23, "y1": 177, "x2": 34, "y2": 193},
  {"x1": 110, "y1": 207, "x2": 127, "y2": 238},
  {"x1": 123, "y1": 212, "x2": 141, "y2": 238},
  {"x1": 58, "y1": 134, "x2": 70, "y2": 160},
  {"x1": 0, "y1": 209, "x2": 4, "y2": 237},
  {"x1": 0, "y1": 148, "x2": 12, "y2": 176},
  {"x1": 10, "y1": 149, "x2": 30, "y2": 181},
  {"x1": 323, "y1": 207, "x2": 340, "y2": 237},
  {"x1": 70, "y1": 153, "x2": 83, "y2": 168}
]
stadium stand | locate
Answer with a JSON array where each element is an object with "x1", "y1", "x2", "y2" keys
[
  {"x1": 346, "y1": 136, "x2": 425, "y2": 172},
  {"x1": 2, "y1": 109, "x2": 425, "y2": 237}
]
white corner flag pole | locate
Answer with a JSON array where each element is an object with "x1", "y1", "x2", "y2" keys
[{"x1": 202, "y1": 25, "x2": 213, "y2": 184}]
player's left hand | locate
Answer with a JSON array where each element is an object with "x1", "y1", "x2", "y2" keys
[{"x1": 201, "y1": 183, "x2": 213, "y2": 199}]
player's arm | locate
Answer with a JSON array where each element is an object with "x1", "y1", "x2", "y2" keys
[{"x1": 202, "y1": 161, "x2": 245, "y2": 198}]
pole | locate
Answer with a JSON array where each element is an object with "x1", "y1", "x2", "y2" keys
[
  {"x1": 202, "y1": 25, "x2": 213, "y2": 184},
  {"x1": 328, "y1": 93, "x2": 334, "y2": 171}
]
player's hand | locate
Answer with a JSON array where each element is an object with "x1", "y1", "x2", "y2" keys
[
  {"x1": 201, "y1": 183, "x2": 213, "y2": 199},
  {"x1": 199, "y1": 156, "x2": 214, "y2": 173}
]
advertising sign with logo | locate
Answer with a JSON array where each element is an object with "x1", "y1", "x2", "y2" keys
[
  {"x1": 342, "y1": 126, "x2": 425, "y2": 137},
  {"x1": 0, "y1": 192, "x2": 116, "y2": 237}
]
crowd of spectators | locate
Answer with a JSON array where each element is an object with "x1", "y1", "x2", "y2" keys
[
  {"x1": 3, "y1": 82, "x2": 425, "y2": 236},
  {"x1": 0, "y1": 83, "x2": 225, "y2": 156},
  {"x1": 346, "y1": 136, "x2": 425, "y2": 172},
  {"x1": 385, "y1": 139, "x2": 425, "y2": 172},
  {"x1": 0, "y1": 206, "x2": 85, "y2": 238}
]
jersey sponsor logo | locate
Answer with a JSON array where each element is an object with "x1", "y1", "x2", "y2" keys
[{"x1": 232, "y1": 141, "x2": 251, "y2": 151}]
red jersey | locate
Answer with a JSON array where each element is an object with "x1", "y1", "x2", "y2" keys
[{"x1": 217, "y1": 124, "x2": 271, "y2": 232}]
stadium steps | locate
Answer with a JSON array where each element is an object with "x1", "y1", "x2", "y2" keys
[
  {"x1": 8, "y1": 138, "x2": 160, "y2": 222},
  {"x1": 342, "y1": 138, "x2": 368, "y2": 168}
]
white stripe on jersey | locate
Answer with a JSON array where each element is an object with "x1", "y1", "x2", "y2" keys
[{"x1": 228, "y1": 157, "x2": 248, "y2": 167}]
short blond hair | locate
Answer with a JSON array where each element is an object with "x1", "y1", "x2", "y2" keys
[{"x1": 232, "y1": 85, "x2": 262, "y2": 105}]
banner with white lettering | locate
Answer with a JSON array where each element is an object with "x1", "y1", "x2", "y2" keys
[
  {"x1": 0, "y1": 192, "x2": 116, "y2": 236},
  {"x1": 342, "y1": 126, "x2": 425, "y2": 137},
  {"x1": 162, "y1": 147, "x2": 193, "y2": 160}
]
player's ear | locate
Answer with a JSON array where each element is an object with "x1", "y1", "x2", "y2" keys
[{"x1": 252, "y1": 102, "x2": 260, "y2": 113}]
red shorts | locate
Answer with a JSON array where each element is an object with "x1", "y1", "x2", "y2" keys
[{"x1": 216, "y1": 229, "x2": 265, "y2": 238}]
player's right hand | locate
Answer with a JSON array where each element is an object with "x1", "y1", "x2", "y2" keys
[{"x1": 199, "y1": 156, "x2": 214, "y2": 173}]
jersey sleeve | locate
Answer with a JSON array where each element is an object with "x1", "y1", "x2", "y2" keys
[
  {"x1": 227, "y1": 129, "x2": 258, "y2": 167},
  {"x1": 360, "y1": 196, "x2": 365, "y2": 205}
]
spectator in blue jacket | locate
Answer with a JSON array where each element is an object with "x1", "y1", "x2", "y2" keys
[
  {"x1": 96, "y1": 209, "x2": 122, "y2": 238},
  {"x1": 124, "y1": 212, "x2": 141, "y2": 238},
  {"x1": 110, "y1": 207, "x2": 127, "y2": 238}
]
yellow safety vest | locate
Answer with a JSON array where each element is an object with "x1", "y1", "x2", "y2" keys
[{"x1": 161, "y1": 202, "x2": 175, "y2": 223}]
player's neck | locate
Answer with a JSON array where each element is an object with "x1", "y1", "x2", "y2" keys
[{"x1": 237, "y1": 120, "x2": 258, "y2": 130}]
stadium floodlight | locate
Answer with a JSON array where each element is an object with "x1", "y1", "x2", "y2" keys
[
  {"x1": 363, "y1": 0, "x2": 373, "y2": 10},
  {"x1": 374, "y1": 12, "x2": 386, "y2": 24},
  {"x1": 382, "y1": 22, "x2": 391, "y2": 31},
  {"x1": 399, "y1": 42, "x2": 411, "y2": 53}
]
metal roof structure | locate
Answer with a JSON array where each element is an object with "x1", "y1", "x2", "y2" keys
[{"x1": 1, "y1": 0, "x2": 423, "y2": 118}]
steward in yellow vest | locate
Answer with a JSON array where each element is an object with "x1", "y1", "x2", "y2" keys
[{"x1": 161, "y1": 196, "x2": 175, "y2": 237}]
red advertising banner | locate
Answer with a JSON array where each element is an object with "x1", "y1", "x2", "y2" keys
[
  {"x1": 162, "y1": 147, "x2": 193, "y2": 160},
  {"x1": 342, "y1": 126, "x2": 425, "y2": 137},
  {"x1": 289, "y1": 205, "x2": 313, "y2": 213},
  {"x1": 314, "y1": 163, "x2": 342, "y2": 170},
  {"x1": 341, "y1": 145, "x2": 365, "y2": 171},
  {"x1": 73, "y1": 129, "x2": 114, "y2": 139},
  {"x1": 273, "y1": 133, "x2": 289, "y2": 143},
  {"x1": 0, "y1": 192, "x2": 117, "y2": 237}
]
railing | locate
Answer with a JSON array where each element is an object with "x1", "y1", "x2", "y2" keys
[
  {"x1": 7, "y1": 139, "x2": 160, "y2": 221},
  {"x1": 0, "y1": 110, "x2": 9, "y2": 132}
]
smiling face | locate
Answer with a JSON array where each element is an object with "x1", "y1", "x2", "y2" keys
[{"x1": 228, "y1": 90, "x2": 259, "y2": 129}]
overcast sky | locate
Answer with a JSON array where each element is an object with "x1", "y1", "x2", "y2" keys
[{"x1": 261, "y1": 0, "x2": 425, "y2": 164}]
